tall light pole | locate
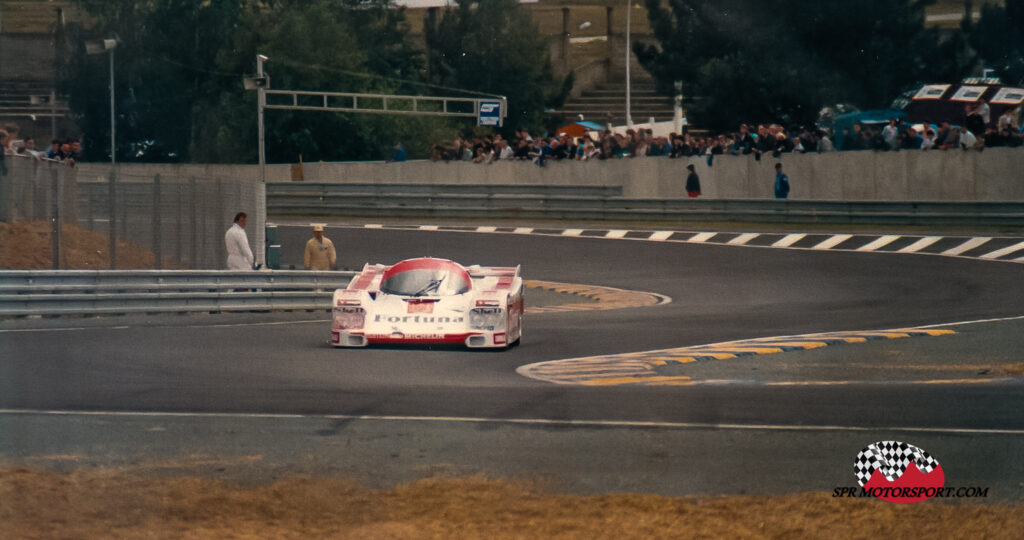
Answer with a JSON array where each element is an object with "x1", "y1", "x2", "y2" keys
[
  {"x1": 257, "y1": 54, "x2": 268, "y2": 183},
  {"x1": 86, "y1": 38, "x2": 118, "y2": 268},
  {"x1": 86, "y1": 38, "x2": 118, "y2": 165},
  {"x1": 624, "y1": 0, "x2": 633, "y2": 128}
]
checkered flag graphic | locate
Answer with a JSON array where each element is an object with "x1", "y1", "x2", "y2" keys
[{"x1": 854, "y1": 441, "x2": 940, "y2": 486}]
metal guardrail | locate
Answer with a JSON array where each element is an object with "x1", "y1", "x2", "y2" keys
[
  {"x1": 266, "y1": 183, "x2": 624, "y2": 198},
  {"x1": 267, "y1": 188, "x2": 1024, "y2": 226},
  {"x1": 0, "y1": 270, "x2": 356, "y2": 317}
]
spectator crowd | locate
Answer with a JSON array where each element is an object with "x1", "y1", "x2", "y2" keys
[
  {"x1": 428, "y1": 106, "x2": 1023, "y2": 166},
  {"x1": 1, "y1": 124, "x2": 83, "y2": 167}
]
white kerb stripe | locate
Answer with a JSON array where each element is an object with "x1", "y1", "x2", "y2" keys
[
  {"x1": 979, "y1": 240, "x2": 1024, "y2": 260},
  {"x1": 812, "y1": 234, "x2": 853, "y2": 250},
  {"x1": 772, "y1": 233, "x2": 806, "y2": 247},
  {"x1": 364, "y1": 224, "x2": 384, "y2": 228},
  {"x1": 898, "y1": 236, "x2": 942, "y2": 253},
  {"x1": 649, "y1": 231, "x2": 674, "y2": 241},
  {"x1": 728, "y1": 233, "x2": 759, "y2": 245},
  {"x1": 942, "y1": 237, "x2": 991, "y2": 256},
  {"x1": 606, "y1": 230, "x2": 629, "y2": 239},
  {"x1": 563, "y1": 229, "x2": 584, "y2": 237},
  {"x1": 513, "y1": 227, "x2": 534, "y2": 234},
  {"x1": 419, "y1": 225, "x2": 439, "y2": 231},
  {"x1": 687, "y1": 232, "x2": 716, "y2": 243},
  {"x1": 856, "y1": 235, "x2": 901, "y2": 251},
  {"x1": 476, "y1": 226, "x2": 497, "y2": 233}
]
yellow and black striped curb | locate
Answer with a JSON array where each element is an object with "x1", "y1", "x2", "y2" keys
[
  {"x1": 524, "y1": 280, "x2": 670, "y2": 313},
  {"x1": 516, "y1": 328, "x2": 955, "y2": 386}
]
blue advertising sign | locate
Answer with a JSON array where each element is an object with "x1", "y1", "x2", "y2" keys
[{"x1": 478, "y1": 100, "x2": 503, "y2": 127}]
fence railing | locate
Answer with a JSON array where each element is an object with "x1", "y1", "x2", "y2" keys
[
  {"x1": 0, "y1": 270, "x2": 355, "y2": 316},
  {"x1": 266, "y1": 184, "x2": 1024, "y2": 226},
  {"x1": 1, "y1": 156, "x2": 267, "y2": 270}
]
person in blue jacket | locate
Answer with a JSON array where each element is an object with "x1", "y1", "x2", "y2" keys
[{"x1": 774, "y1": 163, "x2": 790, "y2": 199}]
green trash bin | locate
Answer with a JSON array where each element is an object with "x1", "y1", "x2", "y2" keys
[
  {"x1": 267, "y1": 244, "x2": 281, "y2": 270},
  {"x1": 265, "y1": 223, "x2": 280, "y2": 269}
]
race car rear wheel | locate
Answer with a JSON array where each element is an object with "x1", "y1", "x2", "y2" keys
[{"x1": 509, "y1": 309, "x2": 523, "y2": 347}]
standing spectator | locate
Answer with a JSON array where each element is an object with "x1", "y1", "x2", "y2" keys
[
  {"x1": 388, "y1": 143, "x2": 406, "y2": 162},
  {"x1": 816, "y1": 130, "x2": 835, "y2": 152},
  {"x1": 45, "y1": 139, "x2": 60, "y2": 159},
  {"x1": 957, "y1": 126, "x2": 978, "y2": 150},
  {"x1": 901, "y1": 128, "x2": 923, "y2": 150},
  {"x1": 685, "y1": 164, "x2": 701, "y2": 198},
  {"x1": 304, "y1": 224, "x2": 337, "y2": 271},
  {"x1": 792, "y1": 136, "x2": 806, "y2": 153},
  {"x1": 225, "y1": 212, "x2": 255, "y2": 270},
  {"x1": 23, "y1": 137, "x2": 42, "y2": 159},
  {"x1": 882, "y1": 118, "x2": 899, "y2": 150},
  {"x1": 977, "y1": 98, "x2": 991, "y2": 127},
  {"x1": 536, "y1": 138, "x2": 552, "y2": 166},
  {"x1": 921, "y1": 129, "x2": 936, "y2": 150},
  {"x1": 774, "y1": 163, "x2": 790, "y2": 200},
  {"x1": 498, "y1": 140, "x2": 514, "y2": 160},
  {"x1": 965, "y1": 105, "x2": 986, "y2": 137},
  {"x1": 0, "y1": 130, "x2": 7, "y2": 176},
  {"x1": 934, "y1": 122, "x2": 953, "y2": 149},
  {"x1": 513, "y1": 139, "x2": 531, "y2": 160},
  {"x1": 940, "y1": 127, "x2": 963, "y2": 150},
  {"x1": 998, "y1": 108, "x2": 1017, "y2": 134}
]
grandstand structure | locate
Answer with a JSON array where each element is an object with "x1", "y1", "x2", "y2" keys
[{"x1": 0, "y1": 1, "x2": 76, "y2": 140}]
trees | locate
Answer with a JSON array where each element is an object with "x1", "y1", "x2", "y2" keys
[
  {"x1": 59, "y1": 0, "x2": 449, "y2": 163},
  {"x1": 963, "y1": 0, "x2": 1024, "y2": 85},
  {"x1": 424, "y1": 0, "x2": 559, "y2": 135},
  {"x1": 635, "y1": 0, "x2": 974, "y2": 132}
]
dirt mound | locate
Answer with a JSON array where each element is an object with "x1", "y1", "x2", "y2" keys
[{"x1": 0, "y1": 220, "x2": 168, "y2": 269}]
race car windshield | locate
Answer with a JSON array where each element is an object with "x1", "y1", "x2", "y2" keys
[{"x1": 380, "y1": 269, "x2": 470, "y2": 297}]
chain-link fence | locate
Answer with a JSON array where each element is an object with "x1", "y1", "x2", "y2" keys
[{"x1": 1, "y1": 155, "x2": 265, "y2": 269}]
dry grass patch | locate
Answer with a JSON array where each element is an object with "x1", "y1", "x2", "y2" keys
[
  {"x1": 0, "y1": 220, "x2": 171, "y2": 269},
  {"x1": 1, "y1": 468, "x2": 1021, "y2": 539}
]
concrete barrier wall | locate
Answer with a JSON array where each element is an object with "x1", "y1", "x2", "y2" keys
[{"x1": 76, "y1": 148, "x2": 1024, "y2": 202}]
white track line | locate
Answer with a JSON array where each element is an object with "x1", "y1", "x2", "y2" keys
[
  {"x1": 898, "y1": 236, "x2": 942, "y2": 253},
  {"x1": 727, "y1": 233, "x2": 759, "y2": 245},
  {"x1": 687, "y1": 232, "x2": 716, "y2": 243},
  {"x1": 979, "y1": 240, "x2": 1024, "y2": 260},
  {"x1": 0, "y1": 320, "x2": 330, "y2": 334},
  {"x1": 942, "y1": 237, "x2": 991, "y2": 256},
  {"x1": 812, "y1": 234, "x2": 853, "y2": 250},
  {"x1": 856, "y1": 235, "x2": 900, "y2": 252},
  {"x1": 772, "y1": 233, "x2": 806, "y2": 247},
  {"x1": 2, "y1": 409, "x2": 1021, "y2": 435}
]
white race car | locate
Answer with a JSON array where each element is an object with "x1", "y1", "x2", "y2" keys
[{"x1": 331, "y1": 257, "x2": 523, "y2": 349}]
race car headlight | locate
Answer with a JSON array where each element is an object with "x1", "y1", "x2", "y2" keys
[
  {"x1": 333, "y1": 306, "x2": 365, "y2": 330},
  {"x1": 469, "y1": 307, "x2": 504, "y2": 330}
]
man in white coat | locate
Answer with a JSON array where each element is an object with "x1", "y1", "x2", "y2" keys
[{"x1": 225, "y1": 212, "x2": 254, "y2": 270}]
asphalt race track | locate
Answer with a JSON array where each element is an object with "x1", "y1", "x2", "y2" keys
[{"x1": 3, "y1": 225, "x2": 1023, "y2": 500}]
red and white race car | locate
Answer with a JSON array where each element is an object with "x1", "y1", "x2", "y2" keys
[{"x1": 331, "y1": 257, "x2": 523, "y2": 349}]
